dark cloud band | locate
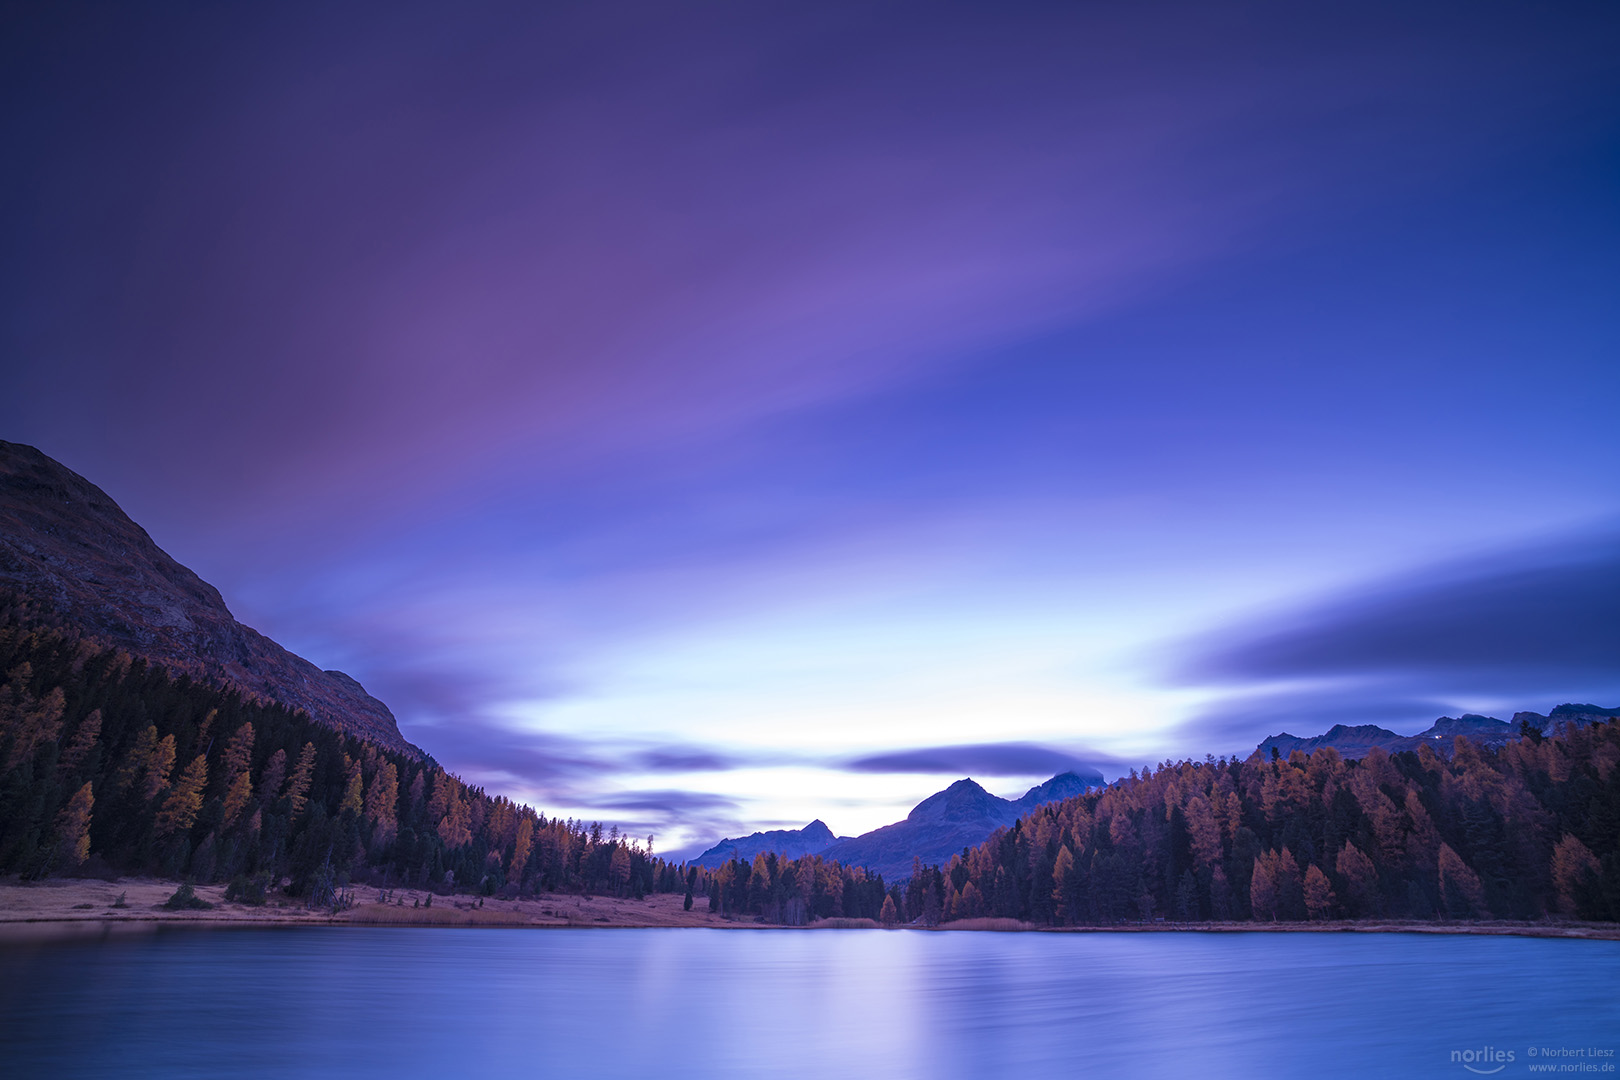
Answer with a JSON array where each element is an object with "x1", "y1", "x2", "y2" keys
[
  {"x1": 844, "y1": 741, "x2": 1121, "y2": 778},
  {"x1": 1182, "y1": 532, "x2": 1620, "y2": 688}
]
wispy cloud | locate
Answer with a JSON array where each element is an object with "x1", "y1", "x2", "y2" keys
[
  {"x1": 5, "y1": 1, "x2": 1618, "y2": 847},
  {"x1": 592, "y1": 790, "x2": 741, "y2": 815}
]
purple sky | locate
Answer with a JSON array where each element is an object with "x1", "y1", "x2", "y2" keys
[{"x1": 4, "y1": 1, "x2": 1618, "y2": 851}]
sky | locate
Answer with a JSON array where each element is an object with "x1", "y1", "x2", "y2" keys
[{"x1": 3, "y1": 1, "x2": 1618, "y2": 853}]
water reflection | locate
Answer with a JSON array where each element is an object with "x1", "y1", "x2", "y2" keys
[{"x1": 1, "y1": 928, "x2": 1616, "y2": 1078}]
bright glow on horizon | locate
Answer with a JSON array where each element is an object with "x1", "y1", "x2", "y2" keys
[{"x1": 4, "y1": 2, "x2": 1618, "y2": 852}]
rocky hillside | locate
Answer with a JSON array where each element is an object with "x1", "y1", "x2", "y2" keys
[{"x1": 0, "y1": 441, "x2": 419, "y2": 757}]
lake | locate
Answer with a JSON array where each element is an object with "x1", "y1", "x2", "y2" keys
[{"x1": 1, "y1": 927, "x2": 1616, "y2": 1078}]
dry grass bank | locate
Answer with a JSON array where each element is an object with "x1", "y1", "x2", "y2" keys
[
  {"x1": 2, "y1": 878, "x2": 1616, "y2": 938},
  {"x1": 938, "y1": 917, "x2": 1037, "y2": 932},
  {"x1": 0, "y1": 877, "x2": 730, "y2": 930},
  {"x1": 810, "y1": 917, "x2": 881, "y2": 929}
]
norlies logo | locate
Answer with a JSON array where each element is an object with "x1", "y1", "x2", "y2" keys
[{"x1": 1453, "y1": 1046, "x2": 1516, "y2": 1074}]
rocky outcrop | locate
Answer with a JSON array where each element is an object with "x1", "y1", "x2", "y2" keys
[
  {"x1": 1257, "y1": 707, "x2": 1617, "y2": 760},
  {"x1": 0, "y1": 440, "x2": 421, "y2": 757},
  {"x1": 1515, "y1": 703, "x2": 1620, "y2": 732}
]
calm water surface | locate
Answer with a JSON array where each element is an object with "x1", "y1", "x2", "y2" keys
[{"x1": 1, "y1": 927, "x2": 1615, "y2": 1079}]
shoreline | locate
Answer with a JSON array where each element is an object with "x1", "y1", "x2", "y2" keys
[{"x1": 2, "y1": 878, "x2": 1616, "y2": 939}]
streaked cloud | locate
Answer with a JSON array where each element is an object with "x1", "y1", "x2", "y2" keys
[
  {"x1": 4, "y1": 2, "x2": 1618, "y2": 848},
  {"x1": 1181, "y1": 532, "x2": 1620, "y2": 690}
]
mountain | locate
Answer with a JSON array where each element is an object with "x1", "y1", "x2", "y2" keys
[
  {"x1": 678, "y1": 819, "x2": 848, "y2": 869},
  {"x1": 1516, "y1": 704, "x2": 1620, "y2": 731},
  {"x1": 0, "y1": 440, "x2": 420, "y2": 758},
  {"x1": 817, "y1": 769, "x2": 1103, "y2": 881},
  {"x1": 1257, "y1": 706, "x2": 1619, "y2": 760}
]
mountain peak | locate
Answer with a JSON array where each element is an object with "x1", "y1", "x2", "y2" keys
[
  {"x1": 0, "y1": 441, "x2": 421, "y2": 757},
  {"x1": 1257, "y1": 706, "x2": 1613, "y2": 761},
  {"x1": 907, "y1": 777, "x2": 1000, "y2": 824},
  {"x1": 682, "y1": 819, "x2": 847, "y2": 868},
  {"x1": 821, "y1": 770, "x2": 1104, "y2": 880}
]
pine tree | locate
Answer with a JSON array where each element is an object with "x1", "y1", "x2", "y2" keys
[
  {"x1": 1051, "y1": 845, "x2": 1076, "y2": 923},
  {"x1": 112, "y1": 725, "x2": 159, "y2": 797},
  {"x1": 1551, "y1": 835, "x2": 1601, "y2": 917},
  {"x1": 511, "y1": 815, "x2": 534, "y2": 880},
  {"x1": 221, "y1": 723, "x2": 254, "y2": 787},
  {"x1": 610, "y1": 845, "x2": 632, "y2": 895},
  {"x1": 221, "y1": 770, "x2": 253, "y2": 828},
  {"x1": 155, "y1": 755, "x2": 208, "y2": 835},
  {"x1": 1438, "y1": 843, "x2": 1486, "y2": 919},
  {"x1": 437, "y1": 783, "x2": 472, "y2": 848},
  {"x1": 258, "y1": 749, "x2": 286, "y2": 810},
  {"x1": 365, "y1": 762, "x2": 399, "y2": 845},
  {"x1": 961, "y1": 880, "x2": 985, "y2": 919},
  {"x1": 285, "y1": 742, "x2": 316, "y2": 819},
  {"x1": 1335, "y1": 841, "x2": 1379, "y2": 917},
  {"x1": 54, "y1": 782, "x2": 94, "y2": 866},
  {"x1": 879, "y1": 894, "x2": 899, "y2": 926},
  {"x1": 143, "y1": 734, "x2": 177, "y2": 802},
  {"x1": 1274, "y1": 846, "x2": 1304, "y2": 921},
  {"x1": 1209, "y1": 865, "x2": 1233, "y2": 921},
  {"x1": 1250, "y1": 853, "x2": 1278, "y2": 921},
  {"x1": 57, "y1": 708, "x2": 101, "y2": 780},
  {"x1": 340, "y1": 758, "x2": 364, "y2": 816},
  {"x1": 1303, "y1": 864, "x2": 1336, "y2": 920},
  {"x1": 428, "y1": 771, "x2": 453, "y2": 821},
  {"x1": 1, "y1": 675, "x2": 64, "y2": 769}
]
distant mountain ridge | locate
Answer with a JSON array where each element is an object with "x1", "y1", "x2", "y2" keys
[
  {"x1": 682, "y1": 819, "x2": 849, "y2": 869},
  {"x1": 678, "y1": 770, "x2": 1105, "y2": 880},
  {"x1": 1257, "y1": 704, "x2": 1618, "y2": 760},
  {"x1": 818, "y1": 769, "x2": 1103, "y2": 881},
  {"x1": 0, "y1": 440, "x2": 421, "y2": 758}
]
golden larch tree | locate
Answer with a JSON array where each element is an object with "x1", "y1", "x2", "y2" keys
[
  {"x1": 285, "y1": 742, "x2": 317, "y2": 819},
  {"x1": 155, "y1": 754, "x2": 208, "y2": 835},
  {"x1": 1303, "y1": 864, "x2": 1336, "y2": 920},
  {"x1": 510, "y1": 815, "x2": 535, "y2": 880},
  {"x1": 112, "y1": 725, "x2": 159, "y2": 796},
  {"x1": 1551, "y1": 835, "x2": 1600, "y2": 916},
  {"x1": 1250, "y1": 853, "x2": 1278, "y2": 921},
  {"x1": 340, "y1": 757, "x2": 364, "y2": 816},
  {"x1": 221, "y1": 723, "x2": 255, "y2": 787},
  {"x1": 57, "y1": 708, "x2": 102, "y2": 780},
  {"x1": 143, "y1": 735, "x2": 177, "y2": 802},
  {"x1": 221, "y1": 770, "x2": 253, "y2": 828},
  {"x1": 365, "y1": 762, "x2": 399, "y2": 845},
  {"x1": 1437, "y1": 843, "x2": 1486, "y2": 918}
]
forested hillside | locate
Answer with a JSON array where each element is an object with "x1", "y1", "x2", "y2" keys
[
  {"x1": 916, "y1": 719, "x2": 1620, "y2": 925},
  {"x1": 0, "y1": 620, "x2": 903, "y2": 920},
  {"x1": 677, "y1": 718, "x2": 1620, "y2": 929},
  {"x1": 4, "y1": 615, "x2": 1616, "y2": 927},
  {"x1": 0, "y1": 623, "x2": 671, "y2": 901}
]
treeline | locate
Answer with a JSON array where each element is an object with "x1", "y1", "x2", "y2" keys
[
  {"x1": 684, "y1": 853, "x2": 897, "y2": 925},
  {"x1": 0, "y1": 624, "x2": 667, "y2": 901},
  {"x1": 916, "y1": 721, "x2": 1620, "y2": 925},
  {"x1": 8, "y1": 618, "x2": 1617, "y2": 927}
]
